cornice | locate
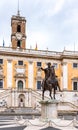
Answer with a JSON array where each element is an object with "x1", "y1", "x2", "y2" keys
[{"x1": 0, "y1": 47, "x2": 78, "y2": 60}]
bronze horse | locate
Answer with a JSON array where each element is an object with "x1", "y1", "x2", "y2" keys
[{"x1": 41, "y1": 66, "x2": 61, "y2": 100}]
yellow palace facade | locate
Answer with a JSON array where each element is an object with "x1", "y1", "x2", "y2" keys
[{"x1": 0, "y1": 12, "x2": 78, "y2": 108}]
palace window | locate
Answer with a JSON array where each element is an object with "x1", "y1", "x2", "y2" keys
[
  {"x1": 0, "y1": 79, "x2": 3, "y2": 88},
  {"x1": 37, "y1": 62, "x2": 42, "y2": 67},
  {"x1": 73, "y1": 63, "x2": 78, "y2": 68},
  {"x1": 18, "y1": 60, "x2": 23, "y2": 65},
  {"x1": 37, "y1": 81, "x2": 41, "y2": 90},
  {"x1": 73, "y1": 81, "x2": 78, "y2": 90},
  {"x1": 18, "y1": 80, "x2": 23, "y2": 90},
  {"x1": 0, "y1": 59, "x2": 3, "y2": 64},
  {"x1": 17, "y1": 25, "x2": 21, "y2": 32}
]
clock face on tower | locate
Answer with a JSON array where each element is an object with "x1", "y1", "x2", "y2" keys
[{"x1": 16, "y1": 33, "x2": 22, "y2": 40}]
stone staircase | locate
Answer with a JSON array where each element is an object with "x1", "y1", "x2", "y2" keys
[
  {"x1": 0, "y1": 107, "x2": 41, "y2": 119},
  {"x1": 0, "y1": 88, "x2": 77, "y2": 116},
  {"x1": 14, "y1": 107, "x2": 39, "y2": 114}
]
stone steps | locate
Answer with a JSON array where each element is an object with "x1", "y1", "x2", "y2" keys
[{"x1": 2, "y1": 107, "x2": 40, "y2": 115}]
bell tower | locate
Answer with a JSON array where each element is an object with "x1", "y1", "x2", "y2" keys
[{"x1": 11, "y1": 11, "x2": 26, "y2": 49}]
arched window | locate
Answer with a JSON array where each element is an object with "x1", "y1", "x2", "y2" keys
[
  {"x1": 18, "y1": 80, "x2": 23, "y2": 90},
  {"x1": 17, "y1": 25, "x2": 21, "y2": 32}
]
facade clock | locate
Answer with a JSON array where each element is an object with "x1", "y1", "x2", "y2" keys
[{"x1": 16, "y1": 33, "x2": 22, "y2": 40}]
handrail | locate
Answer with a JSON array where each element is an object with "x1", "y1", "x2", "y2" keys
[
  {"x1": 60, "y1": 101, "x2": 78, "y2": 109},
  {"x1": 31, "y1": 89, "x2": 50, "y2": 100},
  {"x1": 0, "y1": 89, "x2": 11, "y2": 100}
]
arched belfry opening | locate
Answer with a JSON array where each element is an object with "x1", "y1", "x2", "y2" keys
[{"x1": 17, "y1": 25, "x2": 21, "y2": 32}]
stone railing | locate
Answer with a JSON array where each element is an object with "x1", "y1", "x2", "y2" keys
[
  {"x1": 1, "y1": 46, "x2": 78, "y2": 58},
  {"x1": 0, "y1": 46, "x2": 61, "y2": 57},
  {"x1": 0, "y1": 46, "x2": 78, "y2": 58}
]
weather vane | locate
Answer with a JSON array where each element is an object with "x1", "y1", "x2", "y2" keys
[{"x1": 17, "y1": 0, "x2": 20, "y2": 16}]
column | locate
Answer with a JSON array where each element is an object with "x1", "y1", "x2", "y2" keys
[
  {"x1": 62, "y1": 62, "x2": 68, "y2": 90},
  {"x1": 28, "y1": 61, "x2": 33, "y2": 89},
  {"x1": 7, "y1": 59, "x2": 12, "y2": 88},
  {"x1": 11, "y1": 90, "x2": 15, "y2": 107}
]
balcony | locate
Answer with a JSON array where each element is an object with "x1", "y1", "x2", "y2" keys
[
  {"x1": 14, "y1": 64, "x2": 27, "y2": 79},
  {"x1": 35, "y1": 69, "x2": 42, "y2": 80},
  {"x1": 37, "y1": 71, "x2": 41, "y2": 77}
]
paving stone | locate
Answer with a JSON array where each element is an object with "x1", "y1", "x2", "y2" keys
[{"x1": 40, "y1": 127, "x2": 61, "y2": 130}]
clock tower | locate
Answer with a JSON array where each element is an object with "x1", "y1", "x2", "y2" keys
[{"x1": 11, "y1": 12, "x2": 26, "y2": 49}]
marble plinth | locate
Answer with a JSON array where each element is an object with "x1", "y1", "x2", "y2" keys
[{"x1": 39, "y1": 100, "x2": 59, "y2": 121}]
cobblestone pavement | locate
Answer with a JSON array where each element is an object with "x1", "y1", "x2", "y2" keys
[
  {"x1": 0, "y1": 126, "x2": 26, "y2": 130},
  {"x1": 0, "y1": 117, "x2": 26, "y2": 130}
]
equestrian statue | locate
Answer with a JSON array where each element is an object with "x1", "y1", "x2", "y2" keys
[{"x1": 40, "y1": 62, "x2": 61, "y2": 100}]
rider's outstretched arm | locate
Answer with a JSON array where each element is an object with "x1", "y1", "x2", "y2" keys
[{"x1": 41, "y1": 67, "x2": 44, "y2": 70}]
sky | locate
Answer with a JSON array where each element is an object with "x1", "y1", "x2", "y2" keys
[{"x1": 0, "y1": 0, "x2": 78, "y2": 52}]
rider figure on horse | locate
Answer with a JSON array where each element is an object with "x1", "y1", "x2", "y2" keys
[
  {"x1": 41, "y1": 62, "x2": 51, "y2": 85},
  {"x1": 50, "y1": 65, "x2": 58, "y2": 84},
  {"x1": 41, "y1": 62, "x2": 61, "y2": 99},
  {"x1": 41, "y1": 62, "x2": 57, "y2": 86}
]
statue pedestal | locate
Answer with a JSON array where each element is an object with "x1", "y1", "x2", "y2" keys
[{"x1": 39, "y1": 100, "x2": 59, "y2": 121}]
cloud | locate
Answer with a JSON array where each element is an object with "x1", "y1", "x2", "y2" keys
[
  {"x1": 55, "y1": 0, "x2": 65, "y2": 13},
  {"x1": 45, "y1": 0, "x2": 65, "y2": 17},
  {"x1": 0, "y1": 0, "x2": 78, "y2": 51}
]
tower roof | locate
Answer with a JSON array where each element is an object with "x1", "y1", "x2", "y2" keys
[{"x1": 11, "y1": 15, "x2": 26, "y2": 21}]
